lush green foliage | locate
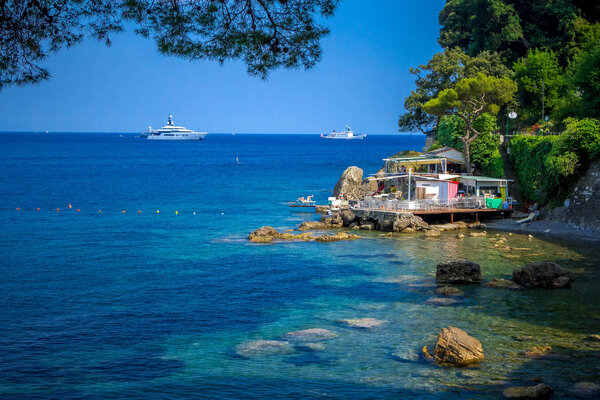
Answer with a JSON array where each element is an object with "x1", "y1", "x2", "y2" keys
[
  {"x1": 510, "y1": 118, "x2": 600, "y2": 204},
  {"x1": 513, "y1": 50, "x2": 566, "y2": 124},
  {"x1": 437, "y1": 114, "x2": 505, "y2": 177},
  {"x1": 0, "y1": 0, "x2": 339, "y2": 89}
]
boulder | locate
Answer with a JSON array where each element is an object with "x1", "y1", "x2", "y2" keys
[
  {"x1": 393, "y1": 213, "x2": 429, "y2": 232},
  {"x1": 359, "y1": 223, "x2": 375, "y2": 231},
  {"x1": 248, "y1": 226, "x2": 279, "y2": 243},
  {"x1": 435, "y1": 286, "x2": 464, "y2": 296},
  {"x1": 587, "y1": 334, "x2": 600, "y2": 342},
  {"x1": 433, "y1": 326, "x2": 484, "y2": 365},
  {"x1": 512, "y1": 262, "x2": 574, "y2": 289},
  {"x1": 341, "y1": 318, "x2": 387, "y2": 329},
  {"x1": 436, "y1": 260, "x2": 483, "y2": 284},
  {"x1": 485, "y1": 278, "x2": 523, "y2": 290},
  {"x1": 340, "y1": 210, "x2": 357, "y2": 226},
  {"x1": 333, "y1": 166, "x2": 364, "y2": 200},
  {"x1": 320, "y1": 213, "x2": 344, "y2": 228},
  {"x1": 503, "y1": 384, "x2": 553, "y2": 399},
  {"x1": 470, "y1": 231, "x2": 487, "y2": 237},
  {"x1": 235, "y1": 340, "x2": 293, "y2": 357},
  {"x1": 298, "y1": 221, "x2": 329, "y2": 231},
  {"x1": 525, "y1": 345, "x2": 553, "y2": 358}
]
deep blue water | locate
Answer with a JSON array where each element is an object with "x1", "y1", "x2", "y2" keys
[{"x1": 1, "y1": 133, "x2": 599, "y2": 399}]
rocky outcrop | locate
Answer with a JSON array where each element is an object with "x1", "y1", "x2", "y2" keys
[
  {"x1": 436, "y1": 260, "x2": 483, "y2": 284},
  {"x1": 319, "y1": 213, "x2": 344, "y2": 228},
  {"x1": 502, "y1": 384, "x2": 553, "y2": 399},
  {"x1": 333, "y1": 166, "x2": 364, "y2": 200},
  {"x1": 546, "y1": 159, "x2": 600, "y2": 233},
  {"x1": 340, "y1": 210, "x2": 357, "y2": 226},
  {"x1": 298, "y1": 221, "x2": 329, "y2": 231},
  {"x1": 524, "y1": 345, "x2": 553, "y2": 359},
  {"x1": 248, "y1": 227, "x2": 359, "y2": 243},
  {"x1": 569, "y1": 382, "x2": 600, "y2": 398},
  {"x1": 433, "y1": 327, "x2": 484, "y2": 365},
  {"x1": 248, "y1": 226, "x2": 280, "y2": 243},
  {"x1": 426, "y1": 297, "x2": 459, "y2": 306},
  {"x1": 512, "y1": 262, "x2": 574, "y2": 289}
]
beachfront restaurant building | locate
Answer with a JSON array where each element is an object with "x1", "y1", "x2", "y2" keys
[
  {"x1": 457, "y1": 175, "x2": 511, "y2": 207},
  {"x1": 383, "y1": 147, "x2": 466, "y2": 175}
]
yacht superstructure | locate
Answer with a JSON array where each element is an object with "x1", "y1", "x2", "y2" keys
[
  {"x1": 320, "y1": 125, "x2": 366, "y2": 140},
  {"x1": 145, "y1": 115, "x2": 207, "y2": 141}
]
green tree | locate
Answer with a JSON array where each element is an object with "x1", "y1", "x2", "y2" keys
[
  {"x1": 0, "y1": 0, "x2": 339, "y2": 90},
  {"x1": 513, "y1": 49, "x2": 566, "y2": 124},
  {"x1": 423, "y1": 73, "x2": 516, "y2": 173},
  {"x1": 398, "y1": 47, "x2": 511, "y2": 134},
  {"x1": 571, "y1": 38, "x2": 600, "y2": 118}
]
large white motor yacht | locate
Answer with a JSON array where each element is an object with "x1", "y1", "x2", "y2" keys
[
  {"x1": 144, "y1": 115, "x2": 207, "y2": 140},
  {"x1": 320, "y1": 125, "x2": 366, "y2": 139}
]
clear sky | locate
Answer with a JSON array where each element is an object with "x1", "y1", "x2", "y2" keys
[{"x1": 0, "y1": 0, "x2": 445, "y2": 134}]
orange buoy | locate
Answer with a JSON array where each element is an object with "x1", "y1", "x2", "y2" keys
[
  {"x1": 77, "y1": 208, "x2": 80, "y2": 212},
  {"x1": 56, "y1": 208, "x2": 60, "y2": 212},
  {"x1": 37, "y1": 208, "x2": 40, "y2": 211},
  {"x1": 138, "y1": 210, "x2": 141, "y2": 213},
  {"x1": 122, "y1": 210, "x2": 126, "y2": 213},
  {"x1": 98, "y1": 210, "x2": 101, "y2": 213},
  {"x1": 16, "y1": 207, "x2": 20, "y2": 211},
  {"x1": 69, "y1": 204, "x2": 72, "y2": 209}
]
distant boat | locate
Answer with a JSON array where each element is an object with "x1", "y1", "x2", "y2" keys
[
  {"x1": 144, "y1": 115, "x2": 207, "y2": 141},
  {"x1": 321, "y1": 125, "x2": 366, "y2": 139}
]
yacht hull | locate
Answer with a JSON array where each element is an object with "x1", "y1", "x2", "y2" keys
[{"x1": 147, "y1": 133, "x2": 207, "y2": 141}]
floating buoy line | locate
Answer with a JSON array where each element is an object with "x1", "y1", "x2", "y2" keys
[{"x1": 12, "y1": 206, "x2": 207, "y2": 215}]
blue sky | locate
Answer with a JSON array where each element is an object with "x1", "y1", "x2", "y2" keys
[{"x1": 0, "y1": 0, "x2": 445, "y2": 134}]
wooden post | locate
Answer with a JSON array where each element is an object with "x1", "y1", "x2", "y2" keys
[
  {"x1": 475, "y1": 212, "x2": 478, "y2": 223},
  {"x1": 451, "y1": 213, "x2": 454, "y2": 223}
]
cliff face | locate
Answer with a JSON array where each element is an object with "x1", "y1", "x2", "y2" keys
[{"x1": 546, "y1": 160, "x2": 600, "y2": 232}]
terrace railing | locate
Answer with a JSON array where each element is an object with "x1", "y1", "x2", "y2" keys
[{"x1": 354, "y1": 196, "x2": 487, "y2": 212}]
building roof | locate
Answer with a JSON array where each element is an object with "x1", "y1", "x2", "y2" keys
[
  {"x1": 458, "y1": 176, "x2": 510, "y2": 182},
  {"x1": 383, "y1": 147, "x2": 465, "y2": 164}
]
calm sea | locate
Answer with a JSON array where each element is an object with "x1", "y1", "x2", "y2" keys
[{"x1": 1, "y1": 133, "x2": 599, "y2": 399}]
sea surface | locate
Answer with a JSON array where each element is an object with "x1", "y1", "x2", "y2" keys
[{"x1": 1, "y1": 133, "x2": 599, "y2": 399}]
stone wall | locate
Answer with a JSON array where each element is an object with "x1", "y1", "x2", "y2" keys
[{"x1": 545, "y1": 160, "x2": 600, "y2": 232}]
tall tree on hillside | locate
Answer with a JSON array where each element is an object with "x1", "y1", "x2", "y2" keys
[
  {"x1": 513, "y1": 49, "x2": 566, "y2": 124},
  {"x1": 398, "y1": 47, "x2": 511, "y2": 134},
  {"x1": 0, "y1": 0, "x2": 339, "y2": 90},
  {"x1": 423, "y1": 73, "x2": 517, "y2": 173}
]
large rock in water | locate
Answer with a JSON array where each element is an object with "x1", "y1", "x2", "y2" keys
[
  {"x1": 512, "y1": 262, "x2": 574, "y2": 288},
  {"x1": 340, "y1": 210, "x2": 357, "y2": 226},
  {"x1": 433, "y1": 327, "x2": 484, "y2": 365},
  {"x1": 436, "y1": 260, "x2": 483, "y2": 284},
  {"x1": 248, "y1": 226, "x2": 279, "y2": 243},
  {"x1": 392, "y1": 213, "x2": 429, "y2": 232},
  {"x1": 333, "y1": 166, "x2": 364, "y2": 200}
]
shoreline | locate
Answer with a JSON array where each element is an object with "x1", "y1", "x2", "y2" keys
[{"x1": 485, "y1": 218, "x2": 600, "y2": 244}]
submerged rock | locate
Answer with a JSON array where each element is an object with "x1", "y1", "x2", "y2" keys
[
  {"x1": 248, "y1": 227, "x2": 359, "y2": 243},
  {"x1": 470, "y1": 231, "x2": 487, "y2": 237},
  {"x1": 235, "y1": 340, "x2": 293, "y2": 357},
  {"x1": 485, "y1": 278, "x2": 523, "y2": 290},
  {"x1": 426, "y1": 297, "x2": 459, "y2": 306},
  {"x1": 424, "y1": 229, "x2": 441, "y2": 237},
  {"x1": 525, "y1": 345, "x2": 553, "y2": 358},
  {"x1": 435, "y1": 286, "x2": 464, "y2": 297},
  {"x1": 587, "y1": 334, "x2": 600, "y2": 342},
  {"x1": 285, "y1": 328, "x2": 338, "y2": 341},
  {"x1": 436, "y1": 260, "x2": 483, "y2": 284},
  {"x1": 512, "y1": 262, "x2": 574, "y2": 289},
  {"x1": 341, "y1": 318, "x2": 387, "y2": 329},
  {"x1": 570, "y1": 382, "x2": 600, "y2": 398},
  {"x1": 433, "y1": 327, "x2": 484, "y2": 365},
  {"x1": 502, "y1": 384, "x2": 553, "y2": 399}
]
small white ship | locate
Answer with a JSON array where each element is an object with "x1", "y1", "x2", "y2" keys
[
  {"x1": 144, "y1": 115, "x2": 207, "y2": 141},
  {"x1": 320, "y1": 125, "x2": 366, "y2": 139}
]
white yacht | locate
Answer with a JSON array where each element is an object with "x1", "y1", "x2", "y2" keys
[
  {"x1": 321, "y1": 125, "x2": 366, "y2": 139},
  {"x1": 145, "y1": 115, "x2": 207, "y2": 141}
]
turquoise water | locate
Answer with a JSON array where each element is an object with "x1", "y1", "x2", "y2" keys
[{"x1": 1, "y1": 133, "x2": 599, "y2": 399}]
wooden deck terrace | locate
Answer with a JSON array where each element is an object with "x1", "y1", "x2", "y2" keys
[{"x1": 354, "y1": 207, "x2": 512, "y2": 223}]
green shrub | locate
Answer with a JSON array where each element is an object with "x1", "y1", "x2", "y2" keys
[{"x1": 509, "y1": 117, "x2": 600, "y2": 205}]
